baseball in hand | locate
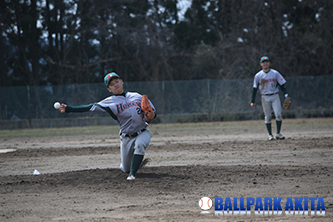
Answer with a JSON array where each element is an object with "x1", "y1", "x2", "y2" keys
[{"x1": 54, "y1": 102, "x2": 61, "y2": 109}]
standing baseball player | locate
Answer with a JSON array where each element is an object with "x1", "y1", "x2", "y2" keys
[
  {"x1": 250, "y1": 56, "x2": 289, "y2": 140},
  {"x1": 58, "y1": 72, "x2": 156, "y2": 180}
]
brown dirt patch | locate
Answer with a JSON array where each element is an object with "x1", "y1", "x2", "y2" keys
[{"x1": 0, "y1": 119, "x2": 332, "y2": 221}]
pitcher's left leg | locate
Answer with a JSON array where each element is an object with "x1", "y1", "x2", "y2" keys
[{"x1": 127, "y1": 129, "x2": 152, "y2": 180}]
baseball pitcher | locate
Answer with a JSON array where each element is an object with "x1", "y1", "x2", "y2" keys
[{"x1": 58, "y1": 72, "x2": 156, "y2": 180}]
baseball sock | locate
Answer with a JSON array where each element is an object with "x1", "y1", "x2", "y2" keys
[
  {"x1": 276, "y1": 120, "x2": 282, "y2": 134},
  {"x1": 130, "y1": 154, "x2": 144, "y2": 176},
  {"x1": 266, "y1": 123, "x2": 272, "y2": 135}
]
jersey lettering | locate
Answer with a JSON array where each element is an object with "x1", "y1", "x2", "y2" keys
[
  {"x1": 116, "y1": 102, "x2": 140, "y2": 114},
  {"x1": 96, "y1": 92, "x2": 155, "y2": 134},
  {"x1": 263, "y1": 78, "x2": 277, "y2": 83},
  {"x1": 254, "y1": 69, "x2": 286, "y2": 95}
]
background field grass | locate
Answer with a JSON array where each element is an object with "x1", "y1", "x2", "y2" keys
[{"x1": 1, "y1": 118, "x2": 332, "y2": 139}]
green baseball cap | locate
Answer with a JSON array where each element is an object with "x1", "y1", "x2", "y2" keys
[
  {"x1": 104, "y1": 72, "x2": 120, "y2": 87},
  {"x1": 260, "y1": 56, "x2": 270, "y2": 63}
]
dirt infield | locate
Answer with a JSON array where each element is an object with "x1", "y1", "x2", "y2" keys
[{"x1": 0, "y1": 118, "x2": 332, "y2": 221}]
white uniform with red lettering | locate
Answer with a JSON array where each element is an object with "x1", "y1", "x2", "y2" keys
[
  {"x1": 253, "y1": 69, "x2": 286, "y2": 123},
  {"x1": 89, "y1": 92, "x2": 155, "y2": 173}
]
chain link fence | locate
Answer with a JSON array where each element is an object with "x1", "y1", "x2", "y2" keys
[{"x1": 1, "y1": 75, "x2": 332, "y2": 129}]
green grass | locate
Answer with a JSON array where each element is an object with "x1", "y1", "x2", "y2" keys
[
  {"x1": 1, "y1": 118, "x2": 332, "y2": 139},
  {"x1": 0, "y1": 125, "x2": 120, "y2": 138}
]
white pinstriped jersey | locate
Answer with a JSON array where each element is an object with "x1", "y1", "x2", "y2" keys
[
  {"x1": 253, "y1": 69, "x2": 286, "y2": 95},
  {"x1": 89, "y1": 92, "x2": 155, "y2": 134}
]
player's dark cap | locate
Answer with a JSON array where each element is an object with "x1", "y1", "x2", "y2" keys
[
  {"x1": 260, "y1": 56, "x2": 270, "y2": 63},
  {"x1": 104, "y1": 72, "x2": 120, "y2": 87}
]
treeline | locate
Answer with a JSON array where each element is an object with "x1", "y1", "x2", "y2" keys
[{"x1": 1, "y1": 0, "x2": 332, "y2": 86}]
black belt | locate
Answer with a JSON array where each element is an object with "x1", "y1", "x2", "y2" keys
[
  {"x1": 264, "y1": 92, "x2": 278, "y2": 96},
  {"x1": 123, "y1": 128, "x2": 146, "y2": 138}
]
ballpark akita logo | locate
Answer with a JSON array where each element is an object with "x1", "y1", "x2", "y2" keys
[
  {"x1": 198, "y1": 196, "x2": 325, "y2": 216},
  {"x1": 199, "y1": 197, "x2": 212, "y2": 210}
]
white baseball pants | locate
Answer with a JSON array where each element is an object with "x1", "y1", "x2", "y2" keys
[
  {"x1": 261, "y1": 94, "x2": 282, "y2": 123},
  {"x1": 119, "y1": 128, "x2": 151, "y2": 173}
]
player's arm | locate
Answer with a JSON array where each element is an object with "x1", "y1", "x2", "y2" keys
[
  {"x1": 276, "y1": 72, "x2": 288, "y2": 98},
  {"x1": 250, "y1": 87, "x2": 258, "y2": 108},
  {"x1": 61, "y1": 103, "x2": 109, "y2": 113},
  {"x1": 251, "y1": 74, "x2": 260, "y2": 108},
  {"x1": 64, "y1": 104, "x2": 94, "y2": 112},
  {"x1": 60, "y1": 103, "x2": 118, "y2": 120},
  {"x1": 279, "y1": 83, "x2": 292, "y2": 109},
  {"x1": 278, "y1": 83, "x2": 288, "y2": 98},
  {"x1": 59, "y1": 104, "x2": 96, "y2": 113}
]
